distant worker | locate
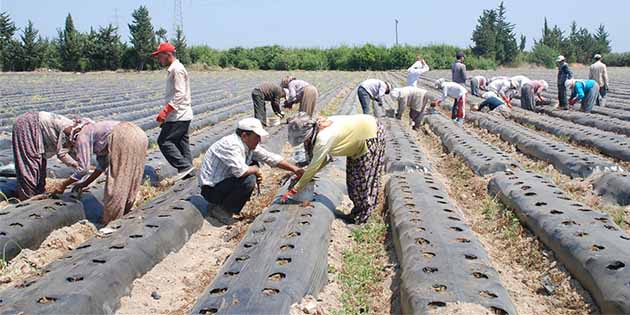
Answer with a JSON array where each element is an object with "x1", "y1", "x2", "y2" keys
[
  {"x1": 357, "y1": 79, "x2": 392, "y2": 115},
  {"x1": 487, "y1": 78, "x2": 517, "y2": 105},
  {"x1": 472, "y1": 92, "x2": 511, "y2": 118},
  {"x1": 432, "y1": 79, "x2": 469, "y2": 125},
  {"x1": 451, "y1": 52, "x2": 467, "y2": 84},
  {"x1": 520, "y1": 80, "x2": 549, "y2": 112},
  {"x1": 407, "y1": 55, "x2": 430, "y2": 87},
  {"x1": 489, "y1": 76, "x2": 510, "y2": 82},
  {"x1": 470, "y1": 75, "x2": 488, "y2": 97},
  {"x1": 198, "y1": 118, "x2": 303, "y2": 224},
  {"x1": 152, "y1": 42, "x2": 194, "y2": 181},
  {"x1": 566, "y1": 79, "x2": 600, "y2": 113},
  {"x1": 557, "y1": 55, "x2": 573, "y2": 110},
  {"x1": 390, "y1": 86, "x2": 433, "y2": 130},
  {"x1": 510, "y1": 75, "x2": 531, "y2": 92},
  {"x1": 53, "y1": 120, "x2": 148, "y2": 225},
  {"x1": 12, "y1": 112, "x2": 79, "y2": 200},
  {"x1": 589, "y1": 54, "x2": 609, "y2": 107},
  {"x1": 252, "y1": 82, "x2": 286, "y2": 127},
  {"x1": 281, "y1": 76, "x2": 319, "y2": 117},
  {"x1": 285, "y1": 114, "x2": 385, "y2": 224}
]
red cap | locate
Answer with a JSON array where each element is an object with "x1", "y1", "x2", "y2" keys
[{"x1": 151, "y1": 42, "x2": 176, "y2": 56}]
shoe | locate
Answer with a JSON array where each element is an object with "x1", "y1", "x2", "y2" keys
[
  {"x1": 207, "y1": 203, "x2": 238, "y2": 225},
  {"x1": 173, "y1": 167, "x2": 195, "y2": 181}
]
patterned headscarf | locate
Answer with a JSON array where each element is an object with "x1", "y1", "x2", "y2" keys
[{"x1": 63, "y1": 117, "x2": 94, "y2": 146}]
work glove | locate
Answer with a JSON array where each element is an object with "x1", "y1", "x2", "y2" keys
[
  {"x1": 280, "y1": 188, "x2": 298, "y2": 203},
  {"x1": 156, "y1": 104, "x2": 175, "y2": 123},
  {"x1": 569, "y1": 98, "x2": 578, "y2": 106}
]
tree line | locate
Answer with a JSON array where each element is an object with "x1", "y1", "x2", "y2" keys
[
  {"x1": 0, "y1": 4, "x2": 627, "y2": 72},
  {"x1": 471, "y1": 1, "x2": 617, "y2": 68}
]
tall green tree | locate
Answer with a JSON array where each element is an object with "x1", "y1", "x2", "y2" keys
[
  {"x1": 156, "y1": 27, "x2": 167, "y2": 43},
  {"x1": 128, "y1": 6, "x2": 157, "y2": 70},
  {"x1": 96, "y1": 24, "x2": 123, "y2": 70},
  {"x1": 171, "y1": 27, "x2": 190, "y2": 64},
  {"x1": 494, "y1": 1, "x2": 518, "y2": 64},
  {"x1": 18, "y1": 20, "x2": 44, "y2": 71},
  {"x1": 471, "y1": 9, "x2": 497, "y2": 59},
  {"x1": 0, "y1": 11, "x2": 17, "y2": 71},
  {"x1": 60, "y1": 14, "x2": 82, "y2": 71},
  {"x1": 519, "y1": 34, "x2": 526, "y2": 52},
  {"x1": 593, "y1": 24, "x2": 611, "y2": 55}
]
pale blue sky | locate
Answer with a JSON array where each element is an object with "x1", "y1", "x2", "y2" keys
[{"x1": 2, "y1": 0, "x2": 628, "y2": 51}]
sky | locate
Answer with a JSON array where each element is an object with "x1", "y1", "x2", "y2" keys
[{"x1": 1, "y1": 0, "x2": 628, "y2": 52}]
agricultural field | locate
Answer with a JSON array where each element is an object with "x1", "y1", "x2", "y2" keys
[{"x1": 0, "y1": 68, "x2": 629, "y2": 315}]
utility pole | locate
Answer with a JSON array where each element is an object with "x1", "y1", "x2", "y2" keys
[
  {"x1": 173, "y1": 0, "x2": 184, "y2": 33},
  {"x1": 395, "y1": 19, "x2": 399, "y2": 46}
]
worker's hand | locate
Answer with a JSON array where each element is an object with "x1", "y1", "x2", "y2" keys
[
  {"x1": 280, "y1": 188, "x2": 298, "y2": 203},
  {"x1": 294, "y1": 168, "x2": 304, "y2": 180},
  {"x1": 569, "y1": 98, "x2": 578, "y2": 105},
  {"x1": 156, "y1": 104, "x2": 174, "y2": 122},
  {"x1": 51, "y1": 181, "x2": 67, "y2": 194},
  {"x1": 254, "y1": 168, "x2": 264, "y2": 184}
]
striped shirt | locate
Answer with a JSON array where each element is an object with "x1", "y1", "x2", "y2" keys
[
  {"x1": 199, "y1": 133, "x2": 283, "y2": 187},
  {"x1": 286, "y1": 80, "x2": 311, "y2": 103},
  {"x1": 70, "y1": 121, "x2": 120, "y2": 181}
]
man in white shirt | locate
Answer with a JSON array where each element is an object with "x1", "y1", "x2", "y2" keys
[
  {"x1": 432, "y1": 79, "x2": 469, "y2": 125},
  {"x1": 589, "y1": 54, "x2": 609, "y2": 107},
  {"x1": 407, "y1": 56, "x2": 430, "y2": 87},
  {"x1": 358, "y1": 79, "x2": 391, "y2": 115},
  {"x1": 199, "y1": 118, "x2": 303, "y2": 223},
  {"x1": 152, "y1": 42, "x2": 194, "y2": 180},
  {"x1": 487, "y1": 78, "x2": 517, "y2": 104}
]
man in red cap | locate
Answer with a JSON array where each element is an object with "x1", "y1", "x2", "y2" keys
[{"x1": 152, "y1": 42, "x2": 194, "y2": 181}]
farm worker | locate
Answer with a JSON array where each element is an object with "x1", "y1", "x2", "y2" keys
[
  {"x1": 284, "y1": 114, "x2": 385, "y2": 225},
  {"x1": 357, "y1": 79, "x2": 392, "y2": 115},
  {"x1": 489, "y1": 76, "x2": 510, "y2": 82},
  {"x1": 566, "y1": 79, "x2": 600, "y2": 113},
  {"x1": 252, "y1": 82, "x2": 286, "y2": 127},
  {"x1": 432, "y1": 78, "x2": 469, "y2": 125},
  {"x1": 510, "y1": 75, "x2": 531, "y2": 90},
  {"x1": 199, "y1": 118, "x2": 302, "y2": 224},
  {"x1": 451, "y1": 51, "x2": 467, "y2": 84},
  {"x1": 556, "y1": 55, "x2": 573, "y2": 110},
  {"x1": 281, "y1": 76, "x2": 319, "y2": 117},
  {"x1": 487, "y1": 78, "x2": 517, "y2": 105},
  {"x1": 589, "y1": 54, "x2": 609, "y2": 107},
  {"x1": 473, "y1": 92, "x2": 511, "y2": 118},
  {"x1": 11, "y1": 112, "x2": 81, "y2": 200},
  {"x1": 520, "y1": 80, "x2": 549, "y2": 112},
  {"x1": 470, "y1": 75, "x2": 488, "y2": 97},
  {"x1": 152, "y1": 42, "x2": 194, "y2": 181},
  {"x1": 52, "y1": 120, "x2": 148, "y2": 225},
  {"x1": 390, "y1": 86, "x2": 434, "y2": 130},
  {"x1": 407, "y1": 55, "x2": 430, "y2": 87}
]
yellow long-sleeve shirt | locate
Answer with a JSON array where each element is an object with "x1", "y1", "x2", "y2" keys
[{"x1": 294, "y1": 115, "x2": 377, "y2": 191}]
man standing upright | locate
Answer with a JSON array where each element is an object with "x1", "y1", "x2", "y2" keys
[
  {"x1": 556, "y1": 55, "x2": 573, "y2": 110},
  {"x1": 451, "y1": 52, "x2": 467, "y2": 85},
  {"x1": 152, "y1": 42, "x2": 194, "y2": 180},
  {"x1": 589, "y1": 54, "x2": 609, "y2": 107},
  {"x1": 407, "y1": 55, "x2": 430, "y2": 87}
]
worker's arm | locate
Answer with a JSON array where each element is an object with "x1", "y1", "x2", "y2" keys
[
  {"x1": 167, "y1": 69, "x2": 189, "y2": 111},
  {"x1": 293, "y1": 140, "x2": 332, "y2": 191},
  {"x1": 603, "y1": 66, "x2": 609, "y2": 88}
]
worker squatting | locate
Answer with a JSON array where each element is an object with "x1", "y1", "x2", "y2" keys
[{"x1": 11, "y1": 44, "x2": 610, "y2": 229}]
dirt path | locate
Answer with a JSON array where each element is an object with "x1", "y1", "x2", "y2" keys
[
  {"x1": 0, "y1": 220, "x2": 97, "y2": 290},
  {"x1": 414, "y1": 123, "x2": 597, "y2": 315}
]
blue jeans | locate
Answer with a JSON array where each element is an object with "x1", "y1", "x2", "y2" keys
[{"x1": 357, "y1": 86, "x2": 372, "y2": 114}]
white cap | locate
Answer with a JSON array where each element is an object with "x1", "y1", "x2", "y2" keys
[
  {"x1": 556, "y1": 55, "x2": 565, "y2": 62},
  {"x1": 237, "y1": 117, "x2": 269, "y2": 137},
  {"x1": 594, "y1": 54, "x2": 602, "y2": 60}
]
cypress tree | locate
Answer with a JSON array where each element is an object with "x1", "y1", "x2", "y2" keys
[{"x1": 128, "y1": 6, "x2": 157, "y2": 70}]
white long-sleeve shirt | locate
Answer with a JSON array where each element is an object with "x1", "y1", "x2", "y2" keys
[
  {"x1": 439, "y1": 82, "x2": 468, "y2": 102},
  {"x1": 487, "y1": 79, "x2": 514, "y2": 97},
  {"x1": 359, "y1": 79, "x2": 388, "y2": 103},
  {"x1": 199, "y1": 133, "x2": 283, "y2": 187},
  {"x1": 165, "y1": 59, "x2": 193, "y2": 122},
  {"x1": 510, "y1": 75, "x2": 531, "y2": 90},
  {"x1": 407, "y1": 61, "x2": 430, "y2": 86}
]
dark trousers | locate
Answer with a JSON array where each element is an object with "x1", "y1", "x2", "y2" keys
[
  {"x1": 253, "y1": 89, "x2": 270, "y2": 126},
  {"x1": 201, "y1": 174, "x2": 256, "y2": 213},
  {"x1": 470, "y1": 79, "x2": 480, "y2": 97},
  {"x1": 597, "y1": 86, "x2": 607, "y2": 107},
  {"x1": 357, "y1": 86, "x2": 372, "y2": 114},
  {"x1": 558, "y1": 84, "x2": 568, "y2": 108},
  {"x1": 158, "y1": 120, "x2": 193, "y2": 172}
]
